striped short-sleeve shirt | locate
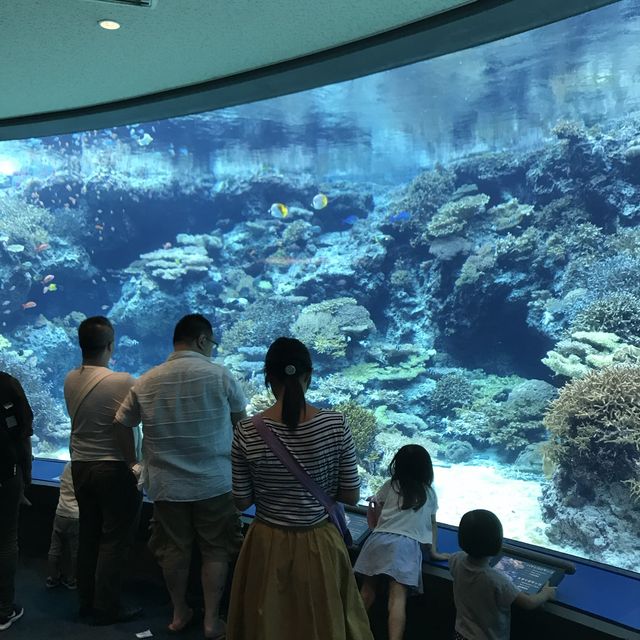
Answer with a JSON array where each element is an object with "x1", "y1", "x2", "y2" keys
[{"x1": 232, "y1": 410, "x2": 361, "y2": 527}]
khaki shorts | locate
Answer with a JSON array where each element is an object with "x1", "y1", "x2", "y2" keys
[{"x1": 149, "y1": 492, "x2": 242, "y2": 569}]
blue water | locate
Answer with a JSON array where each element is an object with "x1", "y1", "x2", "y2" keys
[{"x1": 1, "y1": 1, "x2": 639, "y2": 574}]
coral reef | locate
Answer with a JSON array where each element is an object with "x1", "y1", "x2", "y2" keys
[
  {"x1": 307, "y1": 373, "x2": 365, "y2": 406},
  {"x1": 542, "y1": 331, "x2": 640, "y2": 378},
  {"x1": 489, "y1": 198, "x2": 534, "y2": 231},
  {"x1": 442, "y1": 440, "x2": 474, "y2": 463},
  {"x1": 127, "y1": 242, "x2": 214, "y2": 282},
  {"x1": 543, "y1": 366, "x2": 640, "y2": 500},
  {"x1": 430, "y1": 372, "x2": 475, "y2": 415},
  {"x1": 541, "y1": 366, "x2": 640, "y2": 567},
  {"x1": 0, "y1": 194, "x2": 54, "y2": 247},
  {"x1": 425, "y1": 193, "x2": 491, "y2": 238},
  {"x1": 0, "y1": 345, "x2": 69, "y2": 453},
  {"x1": 395, "y1": 168, "x2": 456, "y2": 222},
  {"x1": 334, "y1": 400, "x2": 377, "y2": 460},
  {"x1": 342, "y1": 352, "x2": 434, "y2": 386},
  {"x1": 571, "y1": 293, "x2": 640, "y2": 346},
  {"x1": 5, "y1": 97, "x2": 640, "y2": 572},
  {"x1": 443, "y1": 375, "x2": 551, "y2": 458},
  {"x1": 291, "y1": 297, "x2": 375, "y2": 359},
  {"x1": 455, "y1": 244, "x2": 496, "y2": 287}
]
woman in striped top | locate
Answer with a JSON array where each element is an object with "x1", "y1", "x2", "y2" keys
[{"x1": 226, "y1": 337, "x2": 373, "y2": 640}]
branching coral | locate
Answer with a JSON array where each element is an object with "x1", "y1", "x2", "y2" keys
[
  {"x1": 431, "y1": 372, "x2": 475, "y2": 415},
  {"x1": 335, "y1": 400, "x2": 377, "y2": 458},
  {"x1": 220, "y1": 296, "x2": 305, "y2": 354},
  {"x1": 543, "y1": 366, "x2": 640, "y2": 500},
  {"x1": 572, "y1": 293, "x2": 640, "y2": 346},
  {"x1": 0, "y1": 193, "x2": 54, "y2": 247},
  {"x1": 308, "y1": 373, "x2": 365, "y2": 406},
  {"x1": 576, "y1": 255, "x2": 640, "y2": 299},
  {"x1": 481, "y1": 407, "x2": 546, "y2": 454}
]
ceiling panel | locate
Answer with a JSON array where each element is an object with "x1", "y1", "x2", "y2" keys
[
  {"x1": 0, "y1": 0, "x2": 475, "y2": 119},
  {"x1": 0, "y1": 0, "x2": 621, "y2": 140}
]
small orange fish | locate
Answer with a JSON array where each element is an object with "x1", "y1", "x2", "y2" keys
[
  {"x1": 35, "y1": 242, "x2": 50, "y2": 253},
  {"x1": 22, "y1": 301, "x2": 37, "y2": 310},
  {"x1": 41, "y1": 274, "x2": 55, "y2": 285}
]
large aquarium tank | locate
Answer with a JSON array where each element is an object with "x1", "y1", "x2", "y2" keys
[{"x1": 0, "y1": 1, "x2": 639, "y2": 573}]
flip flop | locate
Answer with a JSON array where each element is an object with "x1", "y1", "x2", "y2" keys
[{"x1": 168, "y1": 608, "x2": 194, "y2": 634}]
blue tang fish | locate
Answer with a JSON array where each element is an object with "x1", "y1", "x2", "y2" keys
[{"x1": 389, "y1": 210, "x2": 411, "y2": 223}]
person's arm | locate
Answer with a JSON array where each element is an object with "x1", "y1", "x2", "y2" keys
[
  {"x1": 114, "y1": 421, "x2": 137, "y2": 465},
  {"x1": 336, "y1": 415, "x2": 361, "y2": 505},
  {"x1": 19, "y1": 435, "x2": 32, "y2": 486},
  {"x1": 513, "y1": 585, "x2": 556, "y2": 610},
  {"x1": 234, "y1": 494, "x2": 253, "y2": 511},
  {"x1": 337, "y1": 486, "x2": 360, "y2": 505},
  {"x1": 231, "y1": 410, "x2": 247, "y2": 429},
  {"x1": 232, "y1": 421, "x2": 254, "y2": 511},
  {"x1": 113, "y1": 387, "x2": 141, "y2": 468},
  {"x1": 428, "y1": 514, "x2": 450, "y2": 561},
  {"x1": 227, "y1": 373, "x2": 248, "y2": 432},
  {"x1": 11, "y1": 376, "x2": 33, "y2": 485}
]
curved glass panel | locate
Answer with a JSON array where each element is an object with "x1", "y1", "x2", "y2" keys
[{"x1": 0, "y1": 0, "x2": 638, "y2": 574}]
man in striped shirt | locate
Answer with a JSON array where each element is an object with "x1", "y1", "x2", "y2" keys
[{"x1": 115, "y1": 314, "x2": 246, "y2": 637}]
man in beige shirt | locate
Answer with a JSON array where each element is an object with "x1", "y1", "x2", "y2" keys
[{"x1": 65, "y1": 316, "x2": 142, "y2": 625}]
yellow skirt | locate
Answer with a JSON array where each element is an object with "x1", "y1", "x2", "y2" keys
[{"x1": 226, "y1": 519, "x2": 373, "y2": 640}]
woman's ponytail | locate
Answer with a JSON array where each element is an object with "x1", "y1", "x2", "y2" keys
[{"x1": 264, "y1": 337, "x2": 313, "y2": 429}]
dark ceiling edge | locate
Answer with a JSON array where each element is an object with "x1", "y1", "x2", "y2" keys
[{"x1": 0, "y1": 0, "x2": 621, "y2": 142}]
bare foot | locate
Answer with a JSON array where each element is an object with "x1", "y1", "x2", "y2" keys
[
  {"x1": 204, "y1": 618, "x2": 226, "y2": 639},
  {"x1": 168, "y1": 607, "x2": 193, "y2": 633}
]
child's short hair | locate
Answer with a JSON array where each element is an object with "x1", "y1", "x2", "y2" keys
[{"x1": 458, "y1": 509, "x2": 503, "y2": 557}]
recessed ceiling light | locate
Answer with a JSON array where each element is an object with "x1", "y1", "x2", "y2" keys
[{"x1": 98, "y1": 19, "x2": 121, "y2": 30}]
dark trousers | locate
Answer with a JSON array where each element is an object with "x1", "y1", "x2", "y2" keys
[
  {"x1": 0, "y1": 472, "x2": 22, "y2": 617},
  {"x1": 72, "y1": 461, "x2": 142, "y2": 615}
]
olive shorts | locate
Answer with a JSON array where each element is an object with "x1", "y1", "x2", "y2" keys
[{"x1": 149, "y1": 491, "x2": 242, "y2": 570}]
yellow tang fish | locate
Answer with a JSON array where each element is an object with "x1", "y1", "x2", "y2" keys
[{"x1": 269, "y1": 203, "x2": 289, "y2": 219}]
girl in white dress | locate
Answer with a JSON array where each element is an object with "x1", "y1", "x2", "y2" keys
[{"x1": 354, "y1": 444, "x2": 449, "y2": 640}]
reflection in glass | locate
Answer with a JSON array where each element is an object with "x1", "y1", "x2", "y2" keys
[{"x1": 0, "y1": 0, "x2": 639, "y2": 574}]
